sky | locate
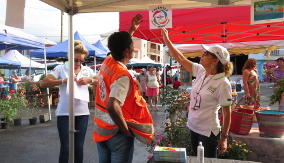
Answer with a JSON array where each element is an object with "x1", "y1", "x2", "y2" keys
[{"x1": 0, "y1": 0, "x2": 119, "y2": 43}]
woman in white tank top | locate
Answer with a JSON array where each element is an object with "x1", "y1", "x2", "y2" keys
[{"x1": 146, "y1": 65, "x2": 159, "y2": 111}]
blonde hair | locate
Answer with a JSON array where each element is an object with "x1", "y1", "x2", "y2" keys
[
  {"x1": 216, "y1": 61, "x2": 234, "y2": 77},
  {"x1": 74, "y1": 40, "x2": 88, "y2": 55},
  {"x1": 224, "y1": 62, "x2": 234, "y2": 77}
]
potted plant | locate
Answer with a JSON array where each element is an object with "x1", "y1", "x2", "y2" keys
[
  {"x1": 13, "y1": 89, "x2": 27, "y2": 126},
  {"x1": 18, "y1": 81, "x2": 41, "y2": 96},
  {"x1": 146, "y1": 85, "x2": 191, "y2": 160},
  {"x1": 0, "y1": 90, "x2": 19, "y2": 129},
  {"x1": 25, "y1": 94, "x2": 44, "y2": 125},
  {"x1": 159, "y1": 86, "x2": 190, "y2": 123},
  {"x1": 218, "y1": 140, "x2": 252, "y2": 160}
]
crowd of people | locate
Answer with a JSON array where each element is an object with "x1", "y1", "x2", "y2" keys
[{"x1": 5, "y1": 13, "x2": 281, "y2": 163}]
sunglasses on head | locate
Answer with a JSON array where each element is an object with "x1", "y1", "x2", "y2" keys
[{"x1": 74, "y1": 59, "x2": 85, "y2": 63}]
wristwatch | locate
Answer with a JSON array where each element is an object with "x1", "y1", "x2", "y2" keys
[{"x1": 221, "y1": 134, "x2": 230, "y2": 139}]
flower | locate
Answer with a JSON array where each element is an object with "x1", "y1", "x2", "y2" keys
[
  {"x1": 25, "y1": 94, "x2": 44, "y2": 119},
  {"x1": 18, "y1": 81, "x2": 41, "y2": 94},
  {"x1": 159, "y1": 85, "x2": 165, "y2": 89},
  {"x1": 172, "y1": 81, "x2": 181, "y2": 89},
  {"x1": 146, "y1": 85, "x2": 192, "y2": 159},
  {"x1": 0, "y1": 91, "x2": 27, "y2": 121},
  {"x1": 218, "y1": 140, "x2": 252, "y2": 160}
]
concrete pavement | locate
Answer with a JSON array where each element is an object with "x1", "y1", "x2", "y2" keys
[{"x1": 0, "y1": 82, "x2": 277, "y2": 163}]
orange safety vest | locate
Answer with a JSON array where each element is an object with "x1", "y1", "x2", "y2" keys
[{"x1": 93, "y1": 56, "x2": 154, "y2": 144}]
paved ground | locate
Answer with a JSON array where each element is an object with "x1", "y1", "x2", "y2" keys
[{"x1": 0, "y1": 82, "x2": 276, "y2": 163}]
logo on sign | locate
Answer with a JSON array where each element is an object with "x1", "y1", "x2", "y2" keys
[{"x1": 150, "y1": 6, "x2": 170, "y2": 28}]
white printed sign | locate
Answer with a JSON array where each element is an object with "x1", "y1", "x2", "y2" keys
[{"x1": 149, "y1": 5, "x2": 172, "y2": 29}]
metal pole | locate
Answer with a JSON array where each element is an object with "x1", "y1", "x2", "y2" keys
[
  {"x1": 61, "y1": 11, "x2": 64, "y2": 43},
  {"x1": 94, "y1": 57, "x2": 96, "y2": 73},
  {"x1": 68, "y1": 1, "x2": 75, "y2": 162},
  {"x1": 163, "y1": 47, "x2": 167, "y2": 120},
  {"x1": 29, "y1": 54, "x2": 31, "y2": 76},
  {"x1": 43, "y1": 48, "x2": 51, "y2": 120}
]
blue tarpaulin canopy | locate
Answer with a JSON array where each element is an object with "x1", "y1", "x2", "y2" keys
[
  {"x1": 0, "y1": 24, "x2": 45, "y2": 50},
  {"x1": 93, "y1": 40, "x2": 109, "y2": 53},
  {"x1": 30, "y1": 31, "x2": 107, "y2": 58},
  {"x1": 0, "y1": 58, "x2": 21, "y2": 69}
]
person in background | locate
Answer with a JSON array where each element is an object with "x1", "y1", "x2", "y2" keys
[
  {"x1": 267, "y1": 57, "x2": 284, "y2": 89},
  {"x1": 174, "y1": 71, "x2": 179, "y2": 81},
  {"x1": 146, "y1": 65, "x2": 160, "y2": 111},
  {"x1": 156, "y1": 67, "x2": 162, "y2": 85},
  {"x1": 40, "y1": 40, "x2": 98, "y2": 163},
  {"x1": 10, "y1": 70, "x2": 21, "y2": 90},
  {"x1": 22, "y1": 69, "x2": 34, "y2": 82},
  {"x1": 268, "y1": 66, "x2": 272, "y2": 82},
  {"x1": 242, "y1": 58, "x2": 260, "y2": 110},
  {"x1": 137, "y1": 68, "x2": 147, "y2": 100},
  {"x1": 127, "y1": 65, "x2": 143, "y2": 93},
  {"x1": 161, "y1": 65, "x2": 171, "y2": 85},
  {"x1": 279, "y1": 93, "x2": 284, "y2": 111},
  {"x1": 93, "y1": 14, "x2": 154, "y2": 163},
  {"x1": 127, "y1": 65, "x2": 137, "y2": 80},
  {"x1": 161, "y1": 27, "x2": 233, "y2": 158}
]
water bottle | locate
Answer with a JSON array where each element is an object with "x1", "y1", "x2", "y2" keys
[{"x1": 197, "y1": 142, "x2": 204, "y2": 163}]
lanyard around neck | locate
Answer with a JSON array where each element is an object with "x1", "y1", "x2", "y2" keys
[{"x1": 196, "y1": 75, "x2": 215, "y2": 94}]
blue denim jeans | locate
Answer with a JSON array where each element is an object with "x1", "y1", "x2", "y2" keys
[
  {"x1": 96, "y1": 130, "x2": 134, "y2": 163},
  {"x1": 190, "y1": 130, "x2": 220, "y2": 158},
  {"x1": 57, "y1": 115, "x2": 89, "y2": 163}
]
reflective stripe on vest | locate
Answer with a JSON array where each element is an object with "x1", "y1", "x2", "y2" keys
[
  {"x1": 94, "y1": 106, "x2": 153, "y2": 144},
  {"x1": 94, "y1": 107, "x2": 115, "y2": 126},
  {"x1": 93, "y1": 119, "x2": 119, "y2": 136}
]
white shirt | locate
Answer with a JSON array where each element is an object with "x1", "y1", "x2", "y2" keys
[
  {"x1": 146, "y1": 72, "x2": 159, "y2": 88},
  {"x1": 109, "y1": 61, "x2": 131, "y2": 106},
  {"x1": 128, "y1": 69, "x2": 137, "y2": 80},
  {"x1": 50, "y1": 63, "x2": 96, "y2": 116},
  {"x1": 22, "y1": 75, "x2": 34, "y2": 82},
  {"x1": 187, "y1": 63, "x2": 232, "y2": 137}
]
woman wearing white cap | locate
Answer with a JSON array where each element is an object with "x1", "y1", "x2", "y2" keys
[{"x1": 161, "y1": 28, "x2": 233, "y2": 158}]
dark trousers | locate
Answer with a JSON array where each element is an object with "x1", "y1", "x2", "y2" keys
[
  {"x1": 190, "y1": 130, "x2": 220, "y2": 158},
  {"x1": 57, "y1": 115, "x2": 89, "y2": 163}
]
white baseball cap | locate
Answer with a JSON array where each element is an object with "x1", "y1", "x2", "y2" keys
[{"x1": 201, "y1": 44, "x2": 230, "y2": 65}]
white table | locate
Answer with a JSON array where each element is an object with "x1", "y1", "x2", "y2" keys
[{"x1": 148, "y1": 156, "x2": 261, "y2": 163}]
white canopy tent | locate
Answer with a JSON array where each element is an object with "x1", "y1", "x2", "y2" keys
[{"x1": 1, "y1": 50, "x2": 45, "y2": 68}]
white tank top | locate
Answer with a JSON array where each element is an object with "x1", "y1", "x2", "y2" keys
[{"x1": 147, "y1": 72, "x2": 159, "y2": 88}]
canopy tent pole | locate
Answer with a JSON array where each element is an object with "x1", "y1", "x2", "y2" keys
[
  {"x1": 163, "y1": 47, "x2": 167, "y2": 121},
  {"x1": 235, "y1": 56, "x2": 237, "y2": 75},
  {"x1": 94, "y1": 57, "x2": 96, "y2": 73},
  {"x1": 29, "y1": 54, "x2": 32, "y2": 77},
  {"x1": 68, "y1": 1, "x2": 75, "y2": 162},
  {"x1": 43, "y1": 48, "x2": 51, "y2": 121}
]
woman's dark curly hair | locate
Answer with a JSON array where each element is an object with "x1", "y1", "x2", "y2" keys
[
  {"x1": 108, "y1": 31, "x2": 133, "y2": 61},
  {"x1": 276, "y1": 57, "x2": 284, "y2": 62},
  {"x1": 242, "y1": 58, "x2": 257, "y2": 72}
]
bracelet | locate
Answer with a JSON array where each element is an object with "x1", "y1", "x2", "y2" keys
[
  {"x1": 62, "y1": 79, "x2": 64, "y2": 84},
  {"x1": 221, "y1": 134, "x2": 230, "y2": 139}
]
